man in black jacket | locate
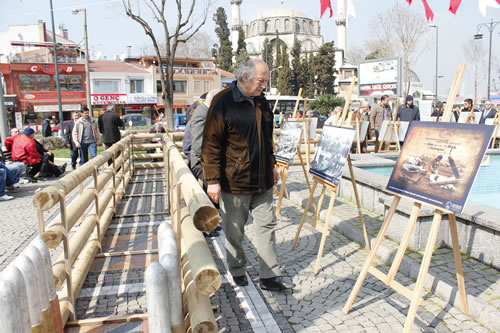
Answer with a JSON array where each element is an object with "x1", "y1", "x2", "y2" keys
[
  {"x1": 202, "y1": 59, "x2": 289, "y2": 292},
  {"x1": 98, "y1": 104, "x2": 124, "y2": 165},
  {"x1": 42, "y1": 114, "x2": 52, "y2": 137},
  {"x1": 98, "y1": 104, "x2": 124, "y2": 149},
  {"x1": 64, "y1": 111, "x2": 81, "y2": 170}
]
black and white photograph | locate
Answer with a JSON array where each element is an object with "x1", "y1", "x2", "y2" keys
[
  {"x1": 307, "y1": 117, "x2": 319, "y2": 140},
  {"x1": 310, "y1": 125, "x2": 355, "y2": 185},
  {"x1": 275, "y1": 122, "x2": 303, "y2": 164}
]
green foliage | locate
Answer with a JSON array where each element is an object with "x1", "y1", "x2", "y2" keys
[
  {"x1": 290, "y1": 38, "x2": 302, "y2": 95},
  {"x1": 213, "y1": 7, "x2": 233, "y2": 72},
  {"x1": 261, "y1": 38, "x2": 274, "y2": 78},
  {"x1": 311, "y1": 42, "x2": 336, "y2": 95},
  {"x1": 234, "y1": 27, "x2": 249, "y2": 70},
  {"x1": 277, "y1": 44, "x2": 293, "y2": 95},
  {"x1": 308, "y1": 95, "x2": 345, "y2": 116},
  {"x1": 273, "y1": 31, "x2": 281, "y2": 88},
  {"x1": 365, "y1": 50, "x2": 380, "y2": 60},
  {"x1": 38, "y1": 136, "x2": 66, "y2": 150},
  {"x1": 299, "y1": 54, "x2": 315, "y2": 98}
]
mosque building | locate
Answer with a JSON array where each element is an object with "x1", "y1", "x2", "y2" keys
[{"x1": 229, "y1": 0, "x2": 354, "y2": 95}]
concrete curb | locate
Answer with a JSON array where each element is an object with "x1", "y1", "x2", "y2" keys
[{"x1": 287, "y1": 189, "x2": 500, "y2": 332}]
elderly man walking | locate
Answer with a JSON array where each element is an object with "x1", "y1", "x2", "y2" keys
[{"x1": 202, "y1": 59, "x2": 290, "y2": 292}]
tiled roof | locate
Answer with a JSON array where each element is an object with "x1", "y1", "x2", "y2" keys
[{"x1": 90, "y1": 60, "x2": 149, "y2": 73}]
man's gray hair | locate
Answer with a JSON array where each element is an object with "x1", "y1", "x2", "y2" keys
[
  {"x1": 106, "y1": 104, "x2": 115, "y2": 112},
  {"x1": 361, "y1": 101, "x2": 369, "y2": 108},
  {"x1": 236, "y1": 59, "x2": 266, "y2": 82}
]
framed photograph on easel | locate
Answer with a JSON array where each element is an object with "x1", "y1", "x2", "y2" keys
[
  {"x1": 310, "y1": 125, "x2": 355, "y2": 186},
  {"x1": 275, "y1": 121, "x2": 302, "y2": 164},
  {"x1": 386, "y1": 121, "x2": 494, "y2": 213}
]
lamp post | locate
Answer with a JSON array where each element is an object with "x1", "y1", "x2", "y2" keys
[
  {"x1": 269, "y1": 66, "x2": 282, "y2": 95},
  {"x1": 474, "y1": 19, "x2": 500, "y2": 101},
  {"x1": 428, "y1": 24, "x2": 439, "y2": 100},
  {"x1": 49, "y1": 0, "x2": 64, "y2": 135},
  {"x1": 72, "y1": 8, "x2": 92, "y2": 116}
]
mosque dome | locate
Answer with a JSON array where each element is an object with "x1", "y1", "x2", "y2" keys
[{"x1": 258, "y1": 7, "x2": 308, "y2": 19}]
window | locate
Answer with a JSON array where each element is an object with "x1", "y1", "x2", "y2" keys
[
  {"x1": 68, "y1": 75, "x2": 82, "y2": 91},
  {"x1": 36, "y1": 74, "x2": 51, "y2": 91},
  {"x1": 93, "y1": 80, "x2": 120, "y2": 93},
  {"x1": 19, "y1": 74, "x2": 35, "y2": 91},
  {"x1": 194, "y1": 80, "x2": 202, "y2": 93},
  {"x1": 130, "y1": 79, "x2": 144, "y2": 93},
  {"x1": 173, "y1": 80, "x2": 187, "y2": 93},
  {"x1": 157, "y1": 80, "x2": 162, "y2": 93},
  {"x1": 203, "y1": 81, "x2": 210, "y2": 92}
]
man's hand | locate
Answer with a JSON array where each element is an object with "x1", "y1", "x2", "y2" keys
[
  {"x1": 273, "y1": 168, "x2": 279, "y2": 185},
  {"x1": 207, "y1": 183, "x2": 221, "y2": 204},
  {"x1": 66, "y1": 144, "x2": 70, "y2": 148},
  {"x1": 75, "y1": 143, "x2": 81, "y2": 149}
]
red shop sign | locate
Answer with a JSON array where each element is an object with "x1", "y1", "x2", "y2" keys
[
  {"x1": 91, "y1": 94, "x2": 126, "y2": 105},
  {"x1": 22, "y1": 91, "x2": 84, "y2": 100},
  {"x1": 29, "y1": 64, "x2": 74, "y2": 75}
]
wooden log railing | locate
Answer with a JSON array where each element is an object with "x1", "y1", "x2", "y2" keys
[{"x1": 33, "y1": 135, "x2": 134, "y2": 327}]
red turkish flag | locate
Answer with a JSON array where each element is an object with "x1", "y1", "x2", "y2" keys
[
  {"x1": 449, "y1": 0, "x2": 462, "y2": 14},
  {"x1": 422, "y1": 0, "x2": 434, "y2": 21},
  {"x1": 320, "y1": 0, "x2": 333, "y2": 18}
]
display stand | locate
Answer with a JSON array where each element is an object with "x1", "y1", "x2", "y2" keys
[
  {"x1": 489, "y1": 112, "x2": 499, "y2": 148},
  {"x1": 342, "y1": 197, "x2": 469, "y2": 332},
  {"x1": 343, "y1": 64, "x2": 470, "y2": 333},
  {"x1": 378, "y1": 100, "x2": 401, "y2": 152},
  {"x1": 291, "y1": 76, "x2": 370, "y2": 274},
  {"x1": 274, "y1": 94, "x2": 315, "y2": 220}
]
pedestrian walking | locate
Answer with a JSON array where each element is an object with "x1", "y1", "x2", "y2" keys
[
  {"x1": 202, "y1": 59, "x2": 290, "y2": 292},
  {"x1": 64, "y1": 111, "x2": 81, "y2": 170},
  {"x1": 72, "y1": 107, "x2": 102, "y2": 165}
]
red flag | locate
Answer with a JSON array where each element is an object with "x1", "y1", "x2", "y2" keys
[
  {"x1": 406, "y1": 0, "x2": 412, "y2": 4},
  {"x1": 449, "y1": 0, "x2": 462, "y2": 14},
  {"x1": 320, "y1": 0, "x2": 333, "y2": 18},
  {"x1": 422, "y1": 0, "x2": 434, "y2": 22}
]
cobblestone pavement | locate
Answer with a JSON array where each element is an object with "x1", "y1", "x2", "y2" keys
[{"x1": 2, "y1": 161, "x2": 499, "y2": 332}]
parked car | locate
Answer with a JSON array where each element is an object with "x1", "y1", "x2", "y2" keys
[
  {"x1": 123, "y1": 114, "x2": 147, "y2": 127},
  {"x1": 51, "y1": 120, "x2": 72, "y2": 136},
  {"x1": 174, "y1": 114, "x2": 187, "y2": 132}
]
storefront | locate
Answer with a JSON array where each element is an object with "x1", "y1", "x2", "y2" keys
[
  {"x1": 91, "y1": 93, "x2": 126, "y2": 118},
  {"x1": 0, "y1": 62, "x2": 86, "y2": 126}
]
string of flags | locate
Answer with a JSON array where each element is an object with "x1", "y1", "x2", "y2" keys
[{"x1": 320, "y1": 0, "x2": 500, "y2": 21}]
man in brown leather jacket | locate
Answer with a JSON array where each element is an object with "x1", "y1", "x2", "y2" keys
[{"x1": 202, "y1": 59, "x2": 290, "y2": 292}]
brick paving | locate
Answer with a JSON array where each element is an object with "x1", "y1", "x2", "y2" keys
[{"x1": 1, "y1": 162, "x2": 499, "y2": 332}]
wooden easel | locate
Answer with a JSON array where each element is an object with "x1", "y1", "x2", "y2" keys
[
  {"x1": 378, "y1": 99, "x2": 401, "y2": 152},
  {"x1": 490, "y1": 112, "x2": 500, "y2": 149},
  {"x1": 274, "y1": 92, "x2": 315, "y2": 220},
  {"x1": 291, "y1": 76, "x2": 371, "y2": 274},
  {"x1": 343, "y1": 64, "x2": 469, "y2": 333}
]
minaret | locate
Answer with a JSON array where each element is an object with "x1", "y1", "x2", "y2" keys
[
  {"x1": 230, "y1": 0, "x2": 243, "y2": 54},
  {"x1": 334, "y1": 0, "x2": 346, "y2": 71}
]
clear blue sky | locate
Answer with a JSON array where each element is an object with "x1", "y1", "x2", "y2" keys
[{"x1": 1, "y1": 0, "x2": 499, "y2": 100}]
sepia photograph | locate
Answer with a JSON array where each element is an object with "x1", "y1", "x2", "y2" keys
[{"x1": 386, "y1": 122, "x2": 494, "y2": 213}]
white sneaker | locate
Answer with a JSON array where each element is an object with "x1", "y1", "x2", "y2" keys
[
  {"x1": 17, "y1": 179, "x2": 29, "y2": 185},
  {"x1": 0, "y1": 195, "x2": 14, "y2": 201}
]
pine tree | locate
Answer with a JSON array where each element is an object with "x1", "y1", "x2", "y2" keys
[
  {"x1": 234, "y1": 27, "x2": 249, "y2": 70},
  {"x1": 261, "y1": 38, "x2": 274, "y2": 75},
  {"x1": 290, "y1": 38, "x2": 302, "y2": 95},
  {"x1": 273, "y1": 31, "x2": 281, "y2": 88},
  {"x1": 311, "y1": 42, "x2": 336, "y2": 95},
  {"x1": 300, "y1": 53, "x2": 315, "y2": 98},
  {"x1": 213, "y1": 7, "x2": 233, "y2": 72},
  {"x1": 277, "y1": 43, "x2": 293, "y2": 95}
]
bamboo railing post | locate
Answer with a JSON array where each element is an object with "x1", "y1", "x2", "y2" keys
[
  {"x1": 92, "y1": 166, "x2": 102, "y2": 253},
  {"x1": 58, "y1": 189, "x2": 75, "y2": 321}
]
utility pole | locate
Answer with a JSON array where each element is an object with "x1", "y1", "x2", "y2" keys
[{"x1": 0, "y1": 75, "x2": 9, "y2": 145}]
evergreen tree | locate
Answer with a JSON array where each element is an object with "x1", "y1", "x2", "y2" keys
[
  {"x1": 277, "y1": 44, "x2": 293, "y2": 95},
  {"x1": 234, "y1": 27, "x2": 249, "y2": 70},
  {"x1": 298, "y1": 53, "x2": 314, "y2": 98},
  {"x1": 261, "y1": 38, "x2": 274, "y2": 78},
  {"x1": 213, "y1": 7, "x2": 233, "y2": 72},
  {"x1": 273, "y1": 31, "x2": 281, "y2": 88},
  {"x1": 290, "y1": 38, "x2": 302, "y2": 95},
  {"x1": 311, "y1": 42, "x2": 336, "y2": 95}
]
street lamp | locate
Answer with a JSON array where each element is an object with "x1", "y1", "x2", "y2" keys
[
  {"x1": 428, "y1": 24, "x2": 439, "y2": 100},
  {"x1": 72, "y1": 8, "x2": 92, "y2": 116},
  {"x1": 474, "y1": 19, "x2": 500, "y2": 101},
  {"x1": 269, "y1": 66, "x2": 282, "y2": 94}
]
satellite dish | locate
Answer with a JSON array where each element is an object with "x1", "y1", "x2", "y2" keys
[
  {"x1": 96, "y1": 51, "x2": 102, "y2": 60},
  {"x1": 119, "y1": 53, "x2": 126, "y2": 61}
]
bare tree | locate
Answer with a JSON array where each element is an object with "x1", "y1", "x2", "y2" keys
[
  {"x1": 347, "y1": 40, "x2": 394, "y2": 65},
  {"x1": 463, "y1": 38, "x2": 486, "y2": 100},
  {"x1": 176, "y1": 31, "x2": 214, "y2": 59},
  {"x1": 370, "y1": 2, "x2": 431, "y2": 96},
  {"x1": 122, "y1": 0, "x2": 211, "y2": 131}
]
